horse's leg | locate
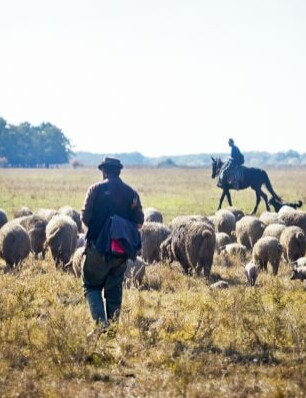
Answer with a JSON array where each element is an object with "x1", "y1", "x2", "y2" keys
[
  {"x1": 251, "y1": 189, "x2": 261, "y2": 214},
  {"x1": 260, "y1": 189, "x2": 270, "y2": 211},
  {"x1": 225, "y1": 189, "x2": 232, "y2": 206},
  {"x1": 218, "y1": 190, "x2": 226, "y2": 210}
]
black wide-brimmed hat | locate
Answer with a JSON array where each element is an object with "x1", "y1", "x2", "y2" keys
[{"x1": 98, "y1": 157, "x2": 123, "y2": 171}]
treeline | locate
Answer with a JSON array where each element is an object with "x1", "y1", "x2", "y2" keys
[
  {"x1": 0, "y1": 117, "x2": 72, "y2": 167},
  {"x1": 73, "y1": 150, "x2": 306, "y2": 168}
]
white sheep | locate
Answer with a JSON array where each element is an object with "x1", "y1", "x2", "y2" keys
[
  {"x1": 210, "y1": 280, "x2": 229, "y2": 290},
  {"x1": 45, "y1": 215, "x2": 78, "y2": 267},
  {"x1": 279, "y1": 226, "x2": 306, "y2": 263},
  {"x1": 140, "y1": 222, "x2": 171, "y2": 263},
  {"x1": 262, "y1": 223, "x2": 286, "y2": 240},
  {"x1": 244, "y1": 261, "x2": 260, "y2": 286},
  {"x1": 219, "y1": 243, "x2": 248, "y2": 263},
  {"x1": 235, "y1": 216, "x2": 266, "y2": 250},
  {"x1": 213, "y1": 209, "x2": 236, "y2": 238},
  {"x1": 252, "y1": 236, "x2": 283, "y2": 275}
]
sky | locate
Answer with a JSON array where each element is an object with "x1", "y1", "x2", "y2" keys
[{"x1": 0, "y1": 0, "x2": 306, "y2": 157}]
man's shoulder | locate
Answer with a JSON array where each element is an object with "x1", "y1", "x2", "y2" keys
[{"x1": 87, "y1": 181, "x2": 108, "y2": 194}]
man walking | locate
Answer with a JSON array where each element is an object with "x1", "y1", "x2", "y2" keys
[{"x1": 81, "y1": 157, "x2": 144, "y2": 332}]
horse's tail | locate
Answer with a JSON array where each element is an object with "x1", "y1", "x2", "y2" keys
[{"x1": 263, "y1": 171, "x2": 281, "y2": 201}]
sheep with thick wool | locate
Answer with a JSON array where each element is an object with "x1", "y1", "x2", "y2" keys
[
  {"x1": 279, "y1": 226, "x2": 306, "y2": 263},
  {"x1": 0, "y1": 222, "x2": 30, "y2": 269},
  {"x1": 18, "y1": 215, "x2": 47, "y2": 259},
  {"x1": 235, "y1": 216, "x2": 266, "y2": 250},
  {"x1": 165, "y1": 220, "x2": 215, "y2": 278},
  {"x1": 278, "y1": 210, "x2": 306, "y2": 235},
  {"x1": 219, "y1": 242, "x2": 248, "y2": 263},
  {"x1": 140, "y1": 222, "x2": 171, "y2": 263},
  {"x1": 45, "y1": 215, "x2": 78, "y2": 267},
  {"x1": 58, "y1": 205, "x2": 82, "y2": 232},
  {"x1": 213, "y1": 209, "x2": 236, "y2": 238},
  {"x1": 262, "y1": 223, "x2": 286, "y2": 240},
  {"x1": 252, "y1": 236, "x2": 283, "y2": 275}
]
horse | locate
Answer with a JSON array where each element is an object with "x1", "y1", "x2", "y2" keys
[{"x1": 211, "y1": 157, "x2": 281, "y2": 214}]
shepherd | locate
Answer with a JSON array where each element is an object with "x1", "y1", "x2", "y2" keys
[{"x1": 217, "y1": 138, "x2": 244, "y2": 189}]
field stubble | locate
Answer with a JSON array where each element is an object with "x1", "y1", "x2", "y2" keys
[{"x1": 0, "y1": 166, "x2": 306, "y2": 397}]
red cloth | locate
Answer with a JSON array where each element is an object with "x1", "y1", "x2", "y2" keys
[{"x1": 111, "y1": 239, "x2": 125, "y2": 254}]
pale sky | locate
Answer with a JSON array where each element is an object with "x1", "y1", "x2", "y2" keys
[{"x1": 0, "y1": 0, "x2": 306, "y2": 157}]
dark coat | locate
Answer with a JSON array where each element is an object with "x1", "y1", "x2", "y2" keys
[{"x1": 82, "y1": 176, "x2": 144, "y2": 242}]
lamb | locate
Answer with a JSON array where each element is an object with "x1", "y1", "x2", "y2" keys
[
  {"x1": 0, "y1": 222, "x2": 30, "y2": 269},
  {"x1": 140, "y1": 222, "x2": 171, "y2": 263},
  {"x1": 167, "y1": 220, "x2": 215, "y2": 278},
  {"x1": 262, "y1": 223, "x2": 286, "y2": 240},
  {"x1": 244, "y1": 261, "x2": 260, "y2": 286},
  {"x1": 252, "y1": 236, "x2": 283, "y2": 275},
  {"x1": 0, "y1": 209, "x2": 8, "y2": 229},
  {"x1": 213, "y1": 209, "x2": 236, "y2": 238},
  {"x1": 215, "y1": 232, "x2": 231, "y2": 253},
  {"x1": 144, "y1": 207, "x2": 163, "y2": 223},
  {"x1": 13, "y1": 206, "x2": 33, "y2": 218},
  {"x1": 278, "y1": 210, "x2": 306, "y2": 235},
  {"x1": 291, "y1": 266, "x2": 306, "y2": 281},
  {"x1": 45, "y1": 215, "x2": 78, "y2": 267},
  {"x1": 58, "y1": 205, "x2": 82, "y2": 232},
  {"x1": 210, "y1": 280, "x2": 229, "y2": 290},
  {"x1": 124, "y1": 256, "x2": 147, "y2": 288},
  {"x1": 235, "y1": 216, "x2": 266, "y2": 250},
  {"x1": 268, "y1": 197, "x2": 303, "y2": 212},
  {"x1": 279, "y1": 226, "x2": 306, "y2": 263}
]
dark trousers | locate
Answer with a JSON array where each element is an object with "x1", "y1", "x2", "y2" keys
[{"x1": 82, "y1": 245, "x2": 127, "y2": 325}]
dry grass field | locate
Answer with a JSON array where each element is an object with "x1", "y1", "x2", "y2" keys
[{"x1": 0, "y1": 166, "x2": 306, "y2": 398}]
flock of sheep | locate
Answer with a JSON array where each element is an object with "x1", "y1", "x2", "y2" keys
[{"x1": 0, "y1": 203, "x2": 306, "y2": 288}]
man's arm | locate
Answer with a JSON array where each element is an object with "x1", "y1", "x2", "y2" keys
[
  {"x1": 81, "y1": 185, "x2": 96, "y2": 228},
  {"x1": 130, "y1": 192, "x2": 144, "y2": 227}
]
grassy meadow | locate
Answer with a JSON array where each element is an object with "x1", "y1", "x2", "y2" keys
[{"x1": 0, "y1": 166, "x2": 306, "y2": 397}]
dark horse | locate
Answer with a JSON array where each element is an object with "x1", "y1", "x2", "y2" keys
[{"x1": 211, "y1": 157, "x2": 281, "y2": 214}]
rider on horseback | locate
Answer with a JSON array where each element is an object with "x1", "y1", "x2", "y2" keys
[{"x1": 217, "y1": 138, "x2": 244, "y2": 188}]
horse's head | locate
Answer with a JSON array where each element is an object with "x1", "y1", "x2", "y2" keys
[{"x1": 211, "y1": 156, "x2": 223, "y2": 179}]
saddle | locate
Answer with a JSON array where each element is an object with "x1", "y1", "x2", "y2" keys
[{"x1": 226, "y1": 166, "x2": 245, "y2": 189}]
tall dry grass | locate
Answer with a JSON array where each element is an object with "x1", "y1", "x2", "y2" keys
[{"x1": 0, "y1": 166, "x2": 306, "y2": 397}]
